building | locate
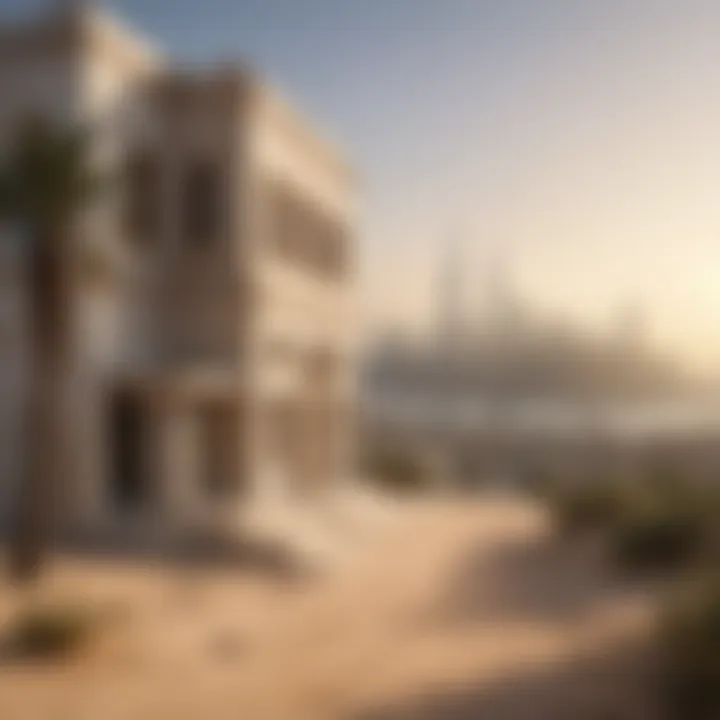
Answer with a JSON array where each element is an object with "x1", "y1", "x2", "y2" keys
[
  {"x1": 0, "y1": 2, "x2": 357, "y2": 547},
  {"x1": 362, "y1": 239, "x2": 706, "y2": 489}
]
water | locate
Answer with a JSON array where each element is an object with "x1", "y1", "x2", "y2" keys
[{"x1": 365, "y1": 394, "x2": 720, "y2": 439}]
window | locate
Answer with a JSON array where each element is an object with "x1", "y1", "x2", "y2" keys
[
  {"x1": 124, "y1": 151, "x2": 159, "y2": 245},
  {"x1": 109, "y1": 391, "x2": 148, "y2": 512},
  {"x1": 183, "y1": 160, "x2": 222, "y2": 246},
  {"x1": 270, "y1": 181, "x2": 349, "y2": 279}
]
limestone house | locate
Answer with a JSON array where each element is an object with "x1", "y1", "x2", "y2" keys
[{"x1": 0, "y1": 2, "x2": 358, "y2": 550}]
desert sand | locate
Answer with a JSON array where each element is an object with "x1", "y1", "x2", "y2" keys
[{"x1": 0, "y1": 495, "x2": 659, "y2": 719}]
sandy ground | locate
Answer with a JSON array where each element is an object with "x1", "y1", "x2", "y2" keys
[{"x1": 0, "y1": 495, "x2": 660, "y2": 720}]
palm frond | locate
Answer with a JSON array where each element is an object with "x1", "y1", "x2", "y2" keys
[{"x1": 3, "y1": 117, "x2": 98, "y2": 237}]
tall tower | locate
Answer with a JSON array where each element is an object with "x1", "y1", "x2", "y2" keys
[
  {"x1": 484, "y1": 251, "x2": 524, "y2": 338},
  {"x1": 437, "y1": 233, "x2": 465, "y2": 352}
]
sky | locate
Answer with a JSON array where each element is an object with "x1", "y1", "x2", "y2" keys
[{"x1": 4, "y1": 0, "x2": 720, "y2": 371}]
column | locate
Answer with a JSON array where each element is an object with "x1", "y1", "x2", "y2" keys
[{"x1": 149, "y1": 393, "x2": 198, "y2": 533}]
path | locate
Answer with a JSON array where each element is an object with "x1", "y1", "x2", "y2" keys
[{"x1": 0, "y1": 495, "x2": 658, "y2": 719}]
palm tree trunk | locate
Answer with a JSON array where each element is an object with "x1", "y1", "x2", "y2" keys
[{"x1": 9, "y1": 232, "x2": 71, "y2": 583}]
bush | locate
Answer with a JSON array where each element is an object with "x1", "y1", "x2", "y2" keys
[
  {"x1": 364, "y1": 447, "x2": 436, "y2": 494},
  {"x1": 609, "y1": 477, "x2": 720, "y2": 576},
  {"x1": 6, "y1": 602, "x2": 99, "y2": 660},
  {"x1": 549, "y1": 482, "x2": 631, "y2": 535},
  {"x1": 658, "y1": 583, "x2": 720, "y2": 719},
  {"x1": 547, "y1": 473, "x2": 720, "y2": 578},
  {"x1": 612, "y1": 506, "x2": 703, "y2": 574}
]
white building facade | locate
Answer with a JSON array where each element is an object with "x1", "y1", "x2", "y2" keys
[{"x1": 0, "y1": 3, "x2": 357, "y2": 547}]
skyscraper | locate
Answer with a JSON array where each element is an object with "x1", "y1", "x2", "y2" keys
[{"x1": 437, "y1": 232, "x2": 465, "y2": 352}]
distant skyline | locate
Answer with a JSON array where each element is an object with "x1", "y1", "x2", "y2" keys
[{"x1": 4, "y1": 0, "x2": 720, "y2": 371}]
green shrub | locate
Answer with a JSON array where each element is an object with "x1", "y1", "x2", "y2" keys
[
  {"x1": 609, "y1": 477, "x2": 720, "y2": 576},
  {"x1": 547, "y1": 472, "x2": 720, "y2": 579},
  {"x1": 658, "y1": 583, "x2": 720, "y2": 719},
  {"x1": 644, "y1": 466, "x2": 685, "y2": 497},
  {"x1": 7, "y1": 602, "x2": 99, "y2": 659},
  {"x1": 549, "y1": 482, "x2": 631, "y2": 535},
  {"x1": 363, "y1": 445, "x2": 442, "y2": 493},
  {"x1": 612, "y1": 506, "x2": 703, "y2": 574},
  {"x1": 364, "y1": 447, "x2": 435, "y2": 494}
]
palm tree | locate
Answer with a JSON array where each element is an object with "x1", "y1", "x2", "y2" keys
[{"x1": 0, "y1": 118, "x2": 96, "y2": 582}]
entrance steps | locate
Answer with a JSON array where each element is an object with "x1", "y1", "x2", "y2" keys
[{"x1": 238, "y1": 483, "x2": 397, "y2": 572}]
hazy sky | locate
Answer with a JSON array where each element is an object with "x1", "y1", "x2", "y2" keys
[{"x1": 5, "y1": 0, "x2": 720, "y2": 369}]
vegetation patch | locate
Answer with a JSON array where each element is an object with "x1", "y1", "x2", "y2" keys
[
  {"x1": 4, "y1": 601, "x2": 102, "y2": 661},
  {"x1": 364, "y1": 446, "x2": 438, "y2": 494},
  {"x1": 548, "y1": 481, "x2": 632, "y2": 535},
  {"x1": 612, "y1": 506, "x2": 703, "y2": 574},
  {"x1": 658, "y1": 582, "x2": 720, "y2": 719}
]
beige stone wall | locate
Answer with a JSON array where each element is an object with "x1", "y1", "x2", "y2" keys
[
  {"x1": 244, "y1": 82, "x2": 358, "y2": 498},
  {"x1": 0, "y1": 4, "x2": 359, "y2": 541},
  {"x1": 149, "y1": 75, "x2": 247, "y2": 366},
  {"x1": 0, "y1": 31, "x2": 76, "y2": 135},
  {"x1": 250, "y1": 80, "x2": 356, "y2": 381},
  {"x1": 0, "y1": 6, "x2": 167, "y2": 533},
  {"x1": 72, "y1": 7, "x2": 166, "y2": 530}
]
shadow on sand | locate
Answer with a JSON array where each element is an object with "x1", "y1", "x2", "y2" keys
[
  {"x1": 56, "y1": 529, "x2": 314, "y2": 583},
  {"x1": 422, "y1": 524, "x2": 651, "y2": 629},
  {"x1": 365, "y1": 507, "x2": 662, "y2": 719},
  {"x1": 353, "y1": 640, "x2": 660, "y2": 720}
]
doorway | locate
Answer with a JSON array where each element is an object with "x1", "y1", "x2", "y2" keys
[{"x1": 108, "y1": 390, "x2": 148, "y2": 513}]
